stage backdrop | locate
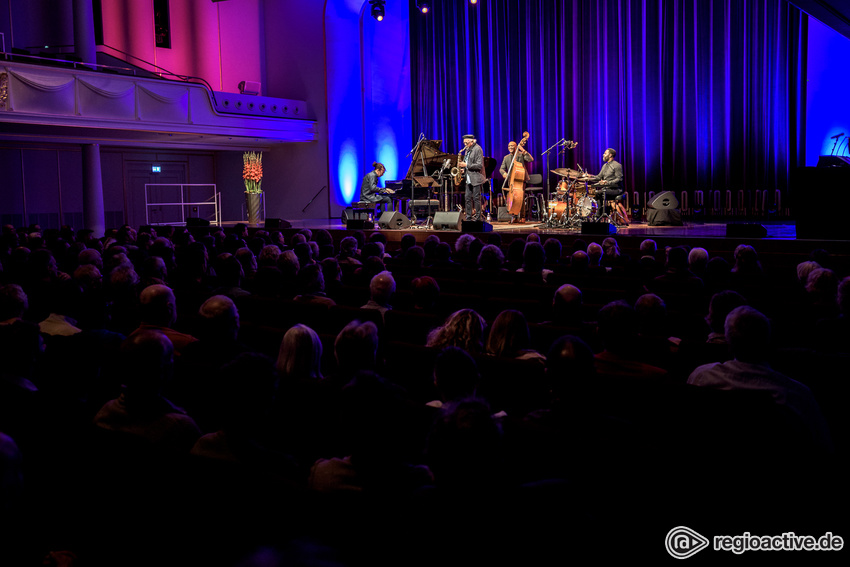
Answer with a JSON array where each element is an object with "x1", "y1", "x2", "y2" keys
[{"x1": 410, "y1": 0, "x2": 806, "y2": 212}]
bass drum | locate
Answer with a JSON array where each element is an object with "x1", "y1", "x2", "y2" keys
[
  {"x1": 548, "y1": 200, "x2": 568, "y2": 220},
  {"x1": 576, "y1": 196, "x2": 597, "y2": 218}
]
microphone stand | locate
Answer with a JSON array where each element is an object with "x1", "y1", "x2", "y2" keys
[
  {"x1": 542, "y1": 138, "x2": 567, "y2": 203},
  {"x1": 302, "y1": 185, "x2": 327, "y2": 213}
]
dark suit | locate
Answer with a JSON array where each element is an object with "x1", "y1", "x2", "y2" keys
[
  {"x1": 464, "y1": 143, "x2": 485, "y2": 220},
  {"x1": 360, "y1": 170, "x2": 392, "y2": 208}
]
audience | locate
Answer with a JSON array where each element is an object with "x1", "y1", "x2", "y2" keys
[{"x1": 0, "y1": 221, "x2": 845, "y2": 565}]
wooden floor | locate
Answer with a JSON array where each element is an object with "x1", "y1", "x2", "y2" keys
[{"x1": 246, "y1": 217, "x2": 800, "y2": 240}]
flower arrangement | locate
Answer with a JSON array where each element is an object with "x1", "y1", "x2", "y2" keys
[{"x1": 242, "y1": 151, "x2": 263, "y2": 193}]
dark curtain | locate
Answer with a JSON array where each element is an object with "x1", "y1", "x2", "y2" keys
[{"x1": 410, "y1": 0, "x2": 805, "y2": 206}]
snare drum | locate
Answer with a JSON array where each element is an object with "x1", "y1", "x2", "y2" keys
[{"x1": 548, "y1": 200, "x2": 568, "y2": 220}]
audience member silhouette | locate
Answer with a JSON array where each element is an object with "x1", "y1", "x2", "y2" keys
[{"x1": 94, "y1": 329, "x2": 201, "y2": 453}]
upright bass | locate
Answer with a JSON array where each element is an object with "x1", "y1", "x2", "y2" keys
[{"x1": 504, "y1": 131, "x2": 530, "y2": 217}]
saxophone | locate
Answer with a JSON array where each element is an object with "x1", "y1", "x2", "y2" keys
[{"x1": 450, "y1": 147, "x2": 467, "y2": 187}]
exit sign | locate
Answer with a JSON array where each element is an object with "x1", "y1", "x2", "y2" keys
[{"x1": 152, "y1": 165, "x2": 162, "y2": 173}]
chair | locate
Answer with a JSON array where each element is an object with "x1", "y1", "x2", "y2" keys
[{"x1": 525, "y1": 173, "x2": 544, "y2": 220}]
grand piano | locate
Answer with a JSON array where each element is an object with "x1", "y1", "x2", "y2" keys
[{"x1": 385, "y1": 138, "x2": 497, "y2": 221}]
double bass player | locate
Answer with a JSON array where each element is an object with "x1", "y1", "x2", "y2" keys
[{"x1": 499, "y1": 139, "x2": 534, "y2": 223}]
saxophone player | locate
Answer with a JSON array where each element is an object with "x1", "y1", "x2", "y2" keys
[{"x1": 458, "y1": 134, "x2": 485, "y2": 221}]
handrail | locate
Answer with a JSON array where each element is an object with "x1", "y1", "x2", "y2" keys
[
  {"x1": 1, "y1": 46, "x2": 217, "y2": 96},
  {"x1": 0, "y1": 50, "x2": 136, "y2": 73},
  {"x1": 99, "y1": 44, "x2": 216, "y2": 94}
]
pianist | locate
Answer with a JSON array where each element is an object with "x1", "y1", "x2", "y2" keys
[{"x1": 360, "y1": 161, "x2": 393, "y2": 213}]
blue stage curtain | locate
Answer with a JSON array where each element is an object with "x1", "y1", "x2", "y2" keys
[{"x1": 410, "y1": 0, "x2": 806, "y2": 204}]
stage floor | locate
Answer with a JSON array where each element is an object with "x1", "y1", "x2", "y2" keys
[{"x1": 237, "y1": 218, "x2": 799, "y2": 240}]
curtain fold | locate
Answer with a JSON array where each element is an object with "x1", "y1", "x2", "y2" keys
[{"x1": 410, "y1": 0, "x2": 805, "y2": 199}]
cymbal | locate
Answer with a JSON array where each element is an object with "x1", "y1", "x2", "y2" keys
[{"x1": 550, "y1": 168, "x2": 574, "y2": 177}]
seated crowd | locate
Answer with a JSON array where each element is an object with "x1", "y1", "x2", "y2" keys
[{"x1": 0, "y1": 222, "x2": 848, "y2": 566}]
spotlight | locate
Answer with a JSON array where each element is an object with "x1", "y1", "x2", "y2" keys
[
  {"x1": 370, "y1": 0, "x2": 385, "y2": 21},
  {"x1": 416, "y1": 1, "x2": 430, "y2": 14},
  {"x1": 470, "y1": 0, "x2": 478, "y2": 4}
]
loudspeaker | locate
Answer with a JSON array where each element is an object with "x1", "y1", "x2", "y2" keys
[
  {"x1": 793, "y1": 166, "x2": 849, "y2": 240},
  {"x1": 346, "y1": 219, "x2": 373, "y2": 230},
  {"x1": 649, "y1": 191, "x2": 679, "y2": 210},
  {"x1": 238, "y1": 80, "x2": 261, "y2": 95},
  {"x1": 186, "y1": 217, "x2": 210, "y2": 227},
  {"x1": 264, "y1": 218, "x2": 291, "y2": 229},
  {"x1": 816, "y1": 155, "x2": 850, "y2": 167},
  {"x1": 647, "y1": 208, "x2": 683, "y2": 226},
  {"x1": 462, "y1": 220, "x2": 493, "y2": 233},
  {"x1": 726, "y1": 223, "x2": 767, "y2": 238},
  {"x1": 581, "y1": 222, "x2": 617, "y2": 235},
  {"x1": 433, "y1": 211, "x2": 462, "y2": 231},
  {"x1": 378, "y1": 211, "x2": 411, "y2": 230},
  {"x1": 497, "y1": 207, "x2": 512, "y2": 222},
  {"x1": 342, "y1": 207, "x2": 371, "y2": 224}
]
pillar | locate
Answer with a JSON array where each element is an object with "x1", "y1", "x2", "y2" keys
[
  {"x1": 73, "y1": 0, "x2": 97, "y2": 66},
  {"x1": 82, "y1": 144, "x2": 105, "y2": 237}
]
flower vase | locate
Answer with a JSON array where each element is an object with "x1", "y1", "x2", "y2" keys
[{"x1": 246, "y1": 192, "x2": 262, "y2": 225}]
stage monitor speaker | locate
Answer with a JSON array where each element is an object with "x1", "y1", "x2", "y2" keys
[
  {"x1": 648, "y1": 191, "x2": 679, "y2": 210},
  {"x1": 581, "y1": 221, "x2": 617, "y2": 235},
  {"x1": 378, "y1": 211, "x2": 411, "y2": 230},
  {"x1": 816, "y1": 155, "x2": 850, "y2": 168},
  {"x1": 793, "y1": 166, "x2": 850, "y2": 240},
  {"x1": 342, "y1": 207, "x2": 371, "y2": 223},
  {"x1": 186, "y1": 217, "x2": 210, "y2": 227},
  {"x1": 433, "y1": 211, "x2": 462, "y2": 231},
  {"x1": 497, "y1": 207, "x2": 512, "y2": 222},
  {"x1": 462, "y1": 220, "x2": 493, "y2": 233},
  {"x1": 647, "y1": 208, "x2": 683, "y2": 226},
  {"x1": 264, "y1": 218, "x2": 291, "y2": 229},
  {"x1": 345, "y1": 219, "x2": 373, "y2": 230},
  {"x1": 726, "y1": 223, "x2": 767, "y2": 238}
]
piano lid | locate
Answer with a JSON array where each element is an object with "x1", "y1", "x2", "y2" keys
[
  {"x1": 403, "y1": 139, "x2": 457, "y2": 187},
  {"x1": 403, "y1": 138, "x2": 497, "y2": 187}
]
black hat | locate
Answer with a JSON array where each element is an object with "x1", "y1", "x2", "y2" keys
[{"x1": 462, "y1": 134, "x2": 475, "y2": 140}]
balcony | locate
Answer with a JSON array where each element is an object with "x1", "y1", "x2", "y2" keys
[{"x1": 0, "y1": 57, "x2": 316, "y2": 150}]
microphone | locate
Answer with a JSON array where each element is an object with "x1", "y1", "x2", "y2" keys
[{"x1": 830, "y1": 133, "x2": 844, "y2": 139}]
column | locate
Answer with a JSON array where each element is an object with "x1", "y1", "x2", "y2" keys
[
  {"x1": 82, "y1": 144, "x2": 105, "y2": 237},
  {"x1": 73, "y1": 0, "x2": 97, "y2": 66}
]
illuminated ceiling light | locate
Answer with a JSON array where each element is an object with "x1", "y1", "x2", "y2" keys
[
  {"x1": 370, "y1": 0, "x2": 385, "y2": 21},
  {"x1": 470, "y1": 0, "x2": 478, "y2": 4},
  {"x1": 416, "y1": 1, "x2": 430, "y2": 14}
]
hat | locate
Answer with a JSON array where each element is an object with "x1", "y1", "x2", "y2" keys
[{"x1": 462, "y1": 134, "x2": 475, "y2": 140}]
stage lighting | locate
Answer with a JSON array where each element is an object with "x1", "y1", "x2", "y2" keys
[
  {"x1": 370, "y1": 0, "x2": 385, "y2": 21},
  {"x1": 470, "y1": 0, "x2": 478, "y2": 4},
  {"x1": 416, "y1": 1, "x2": 430, "y2": 14}
]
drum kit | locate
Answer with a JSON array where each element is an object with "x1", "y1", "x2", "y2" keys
[{"x1": 542, "y1": 167, "x2": 598, "y2": 228}]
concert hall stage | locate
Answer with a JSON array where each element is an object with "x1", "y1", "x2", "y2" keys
[{"x1": 208, "y1": 218, "x2": 850, "y2": 263}]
